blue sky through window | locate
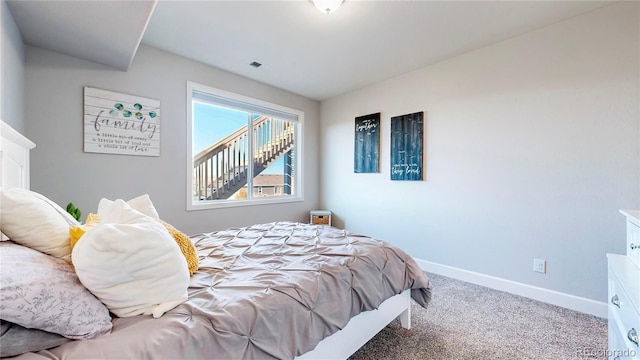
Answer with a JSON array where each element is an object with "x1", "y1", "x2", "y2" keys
[{"x1": 193, "y1": 102, "x2": 284, "y2": 175}]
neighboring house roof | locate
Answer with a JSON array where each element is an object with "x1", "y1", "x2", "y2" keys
[{"x1": 253, "y1": 174, "x2": 285, "y2": 187}]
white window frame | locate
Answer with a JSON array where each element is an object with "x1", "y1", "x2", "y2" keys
[{"x1": 186, "y1": 81, "x2": 304, "y2": 211}]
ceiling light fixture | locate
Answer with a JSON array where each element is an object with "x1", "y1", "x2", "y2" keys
[{"x1": 312, "y1": 0, "x2": 344, "y2": 14}]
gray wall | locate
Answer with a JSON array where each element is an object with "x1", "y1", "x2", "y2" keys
[
  {"x1": 1, "y1": 0, "x2": 24, "y2": 132},
  {"x1": 25, "y1": 45, "x2": 321, "y2": 234},
  {"x1": 319, "y1": 2, "x2": 639, "y2": 302}
]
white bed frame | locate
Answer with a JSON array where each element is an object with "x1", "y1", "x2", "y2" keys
[
  {"x1": 1, "y1": 120, "x2": 36, "y2": 240},
  {"x1": 297, "y1": 289, "x2": 411, "y2": 359},
  {"x1": 0, "y1": 120, "x2": 35, "y2": 190},
  {"x1": 0, "y1": 119, "x2": 410, "y2": 360}
]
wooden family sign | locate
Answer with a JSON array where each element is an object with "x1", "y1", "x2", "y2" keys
[{"x1": 83, "y1": 87, "x2": 160, "y2": 156}]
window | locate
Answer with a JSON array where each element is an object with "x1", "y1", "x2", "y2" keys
[{"x1": 187, "y1": 82, "x2": 303, "y2": 210}]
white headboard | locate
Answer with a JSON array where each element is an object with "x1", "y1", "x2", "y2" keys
[{"x1": 1, "y1": 120, "x2": 36, "y2": 190}]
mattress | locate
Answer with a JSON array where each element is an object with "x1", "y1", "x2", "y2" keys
[{"x1": 17, "y1": 222, "x2": 431, "y2": 359}]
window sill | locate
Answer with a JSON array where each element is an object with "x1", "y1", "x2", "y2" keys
[{"x1": 187, "y1": 195, "x2": 304, "y2": 211}]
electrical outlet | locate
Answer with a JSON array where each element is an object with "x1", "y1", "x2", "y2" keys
[{"x1": 533, "y1": 259, "x2": 546, "y2": 274}]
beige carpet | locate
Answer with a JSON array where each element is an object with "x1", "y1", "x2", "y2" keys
[{"x1": 349, "y1": 273, "x2": 607, "y2": 360}]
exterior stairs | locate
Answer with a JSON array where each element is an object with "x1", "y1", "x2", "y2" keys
[{"x1": 193, "y1": 116, "x2": 294, "y2": 200}]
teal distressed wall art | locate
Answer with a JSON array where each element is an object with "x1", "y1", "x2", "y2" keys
[
  {"x1": 390, "y1": 111, "x2": 423, "y2": 181},
  {"x1": 354, "y1": 112, "x2": 380, "y2": 173}
]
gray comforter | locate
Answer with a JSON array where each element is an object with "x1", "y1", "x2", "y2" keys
[{"x1": 19, "y1": 222, "x2": 431, "y2": 359}]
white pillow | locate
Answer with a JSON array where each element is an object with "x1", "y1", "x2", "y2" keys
[
  {"x1": 97, "y1": 194, "x2": 159, "y2": 220},
  {"x1": 72, "y1": 199, "x2": 189, "y2": 318},
  {"x1": 0, "y1": 188, "x2": 78, "y2": 261}
]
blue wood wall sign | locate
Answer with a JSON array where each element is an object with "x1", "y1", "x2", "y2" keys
[
  {"x1": 390, "y1": 111, "x2": 423, "y2": 181},
  {"x1": 354, "y1": 112, "x2": 380, "y2": 173}
]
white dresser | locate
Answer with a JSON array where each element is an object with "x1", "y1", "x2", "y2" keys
[{"x1": 608, "y1": 210, "x2": 640, "y2": 360}]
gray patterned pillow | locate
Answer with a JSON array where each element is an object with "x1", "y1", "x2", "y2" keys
[{"x1": 0, "y1": 241, "x2": 112, "y2": 340}]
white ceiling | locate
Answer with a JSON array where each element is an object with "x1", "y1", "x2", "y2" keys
[
  {"x1": 6, "y1": 0, "x2": 156, "y2": 71},
  {"x1": 7, "y1": 0, "x2": 614, "y2": 101}
]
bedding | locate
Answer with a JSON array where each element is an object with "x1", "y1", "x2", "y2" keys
[
  {"x1": 0, "y1": 242, "x2": 112, "y2": 340},
  {"x1": 97, "y1": 194, "x2": 160, "y2": 220},
  {"x1": 0, "y1": 187, "x2": 78, "y2": 261},
  {"x1": 11, "y1": 221, "x2": 431, "y2": 360},
  {"x1": 0, "y1": 321, "x2": 70, "y2": 357},
  {"x1": 71, "y1": 199, "x2": 190, "y2": 318},
  {"x1": 160, "y1": 220, "x2": 199, "y2": 275},
  {"x1": 91, "y1": 195, "x2": 199, "y2": 274}
]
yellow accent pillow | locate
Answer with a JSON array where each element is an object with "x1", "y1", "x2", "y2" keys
[
  {"x1": 69, "y1": 213, "x2": 101, "y2": 250},
  {"x1": 161, "y1": 221, "x2": 199, "y2": 275}
]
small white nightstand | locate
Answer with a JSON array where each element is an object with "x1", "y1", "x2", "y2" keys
[{"x1": 310, "y1": 210, "x2": 331, "y2": 226}]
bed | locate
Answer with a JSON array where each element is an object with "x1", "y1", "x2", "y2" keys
[{"x1": 0, "y1": 120, "x2": 431, "y2": 359}]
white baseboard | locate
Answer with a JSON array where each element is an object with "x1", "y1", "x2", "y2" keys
[{"x1": 414, "y1": 258, "x2": 608, "y2": 319}]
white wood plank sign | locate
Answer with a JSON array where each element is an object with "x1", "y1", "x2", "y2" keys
[{"x1": 84, "y1": 87, "x2": 160, "y2": 156}]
